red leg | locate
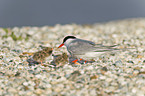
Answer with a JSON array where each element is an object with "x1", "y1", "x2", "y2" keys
[
  {"x1": 72, "y1": 59, "x2": 78, "y2": 63},
  {"x1": 79, "y1": 58, "x2": 87, "y2": 64},
  {"x1": 40, "y1": 61, "x2": 44, "y2": 66},
  {"x1": 72, "y1": 59, "x2": 81, "y2": 65}
]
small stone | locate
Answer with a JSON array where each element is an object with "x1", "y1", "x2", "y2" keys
[
  {"x1": 15, "y1": 72, "x2": 20, "y2": 76},
  {"x1": 90, "y1": 75, "x2": 98, "y2": 80},
  {"x1": 99, "y1": 76, "x2": 106, "y2": 80},
  {"x1": 0, "y1": 55, "x2": 3, "y2": 59},
  {"x1": 23, "y1": 61, "x2": 29, "y2": 65},
  {"x1": 71, "y1": 70, "x2": 81, "y2": 76},
  {"x1": 68, "y1": 70, "x2": 81, "y2": 81},
  {"x1": 86, "y1": 66, "x2": 94, "y2": 70},
  {"x1": 101, "y1": 70, "x2": 106, "y2": 75},
  {"x1": 8, "y1": 88, "x2": 17, "y2": 93},
  {"x1": 139, "y1": 71, "x2": 145, "y2": 74},
  {"x1": 27, "y1": 92, "x2": 33, "y2": 96},
  {"x1": 17, "y1": 65, "x2": 24, "y2": 70},
  {"x1": 24, "y1": 86, "x2": 29, "y2": 91},
  {"x1": 137, "y1": 55, "x2": 143, "y2": 58},
  {"x1": 53, "y1": 87, "x2": 62, "y2": 93},
  {"x1": 35, "y1": 74, "x2": 42, "y2": 79},
  {"x1": 101, "y1": 67, "x2": 108, "y2": 71},
  {"x1": 23, "y1": 82, "x2": 29, "y2": 86},
  {"x1": 35, "y1": 89, "x2": 44, "y2": 94},
  {"x1": 106, "y1": 78, "x2": 112, "y2": 82},
  {"x1": 127, "y1": 61, "x2": 134, "y2": 64},
  {"x1": 134, "y1": 66, "x2": 141, "y2": 70},
  {"x1": 132, "y1": 88, "x2": 137, "y2": 93},
  {"x1": 90, "y1": 89, "x2": 97, "y2": 95},
  {"x1": 133, "y1": 71, "x2": 139, "y2": 76},
  {"x1": 114, "y1": 60, "x2": 122, "y2": 66},
  {"x1": 136, "y1": 91, "x2": 145, "y2": 96},
  {"x1": 100, "y1": 67, "x2": 108, "y2": 75}
]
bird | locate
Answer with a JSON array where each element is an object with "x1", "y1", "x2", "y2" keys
[
  {"x1": 53, "y1": 52, "x2": 68, "y2": 67},
  {"x1": 58, "y1": 36, "x2": 121, "y2": 64},
  {"x1": 32, "y1": 47, "x2": 53, "y2": 65}
]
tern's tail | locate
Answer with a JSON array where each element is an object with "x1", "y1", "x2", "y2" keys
[{"x1": 94, "y1": 45, "x2": 135, "y2": 52}]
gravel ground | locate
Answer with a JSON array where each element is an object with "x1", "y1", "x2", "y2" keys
[{"x1": 0, "y1": 18, "x2": 145, "y2": 96}]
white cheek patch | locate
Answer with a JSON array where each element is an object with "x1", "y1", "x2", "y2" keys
[{"x1": 64, "y1": 39, "x2": 75, "y2": 46}]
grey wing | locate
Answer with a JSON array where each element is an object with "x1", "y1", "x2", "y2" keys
[
  {"x1": 93, "y1": 44, "x2": 120, "y2": 52},
  {"x1": 67, "y1": 39, "x2": 120, "y2": 56},
  {"x1": 67, "y1": 39, "x2": 96, "y2": 55}
]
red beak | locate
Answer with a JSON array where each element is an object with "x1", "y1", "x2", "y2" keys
[{"x1": 58, "y1": 43, "x2": 64, "y2": 48}]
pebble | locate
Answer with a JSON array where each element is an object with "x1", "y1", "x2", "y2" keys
[
  {"x1": 0, "y1": 18, "x2": 145, "y2": 95},
  {"x1": 90, "y1": 75, "x2": 98, "y2": 80},
  {"x1": 134, "y1": 66, "x2": 141, "y2": 70},
  {"x1": 35, "y1": 89, "x2": 44, "y2": 95},
  {"x1": 86, "y1": 66, "x2": 94, "y2": 70},
  {"x1": 8, "y1": 88, "x2": 17, "y2": 93}
]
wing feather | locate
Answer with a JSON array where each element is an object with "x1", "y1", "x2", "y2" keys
[{"x1": 67, "y1": 39, "x2": 119, "y2": 56}]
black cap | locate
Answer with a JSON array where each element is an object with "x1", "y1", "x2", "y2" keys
[{"x1": 63, "y1": 36, "x2": 76, "y2": 43}]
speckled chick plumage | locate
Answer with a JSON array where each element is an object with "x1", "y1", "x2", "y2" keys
[
  {"x1": 54, "y1": 52, "x2": 68, "y2": 67},
  {"x1": 33, "y1": 47, "x2": 53, "y2": 63}
]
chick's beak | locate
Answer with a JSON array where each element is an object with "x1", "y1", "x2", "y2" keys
[{"x1": 58, "y1": 43, "x2": 64, "y2": 48}]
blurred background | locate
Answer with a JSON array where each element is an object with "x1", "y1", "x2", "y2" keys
[{"x1": 0, "y1": 0, "x2": 145, "y2": 27}]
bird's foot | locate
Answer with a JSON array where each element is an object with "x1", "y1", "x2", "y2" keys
[
  {"x1": 74, "y1": 62, "x2": 81, "y2": 65},
  {"x1": 72, "y1": 59, "x2": 82, "y2": 65},
  {"x1": 40, "y1": 61, "x2": 44, "y2": 66}
]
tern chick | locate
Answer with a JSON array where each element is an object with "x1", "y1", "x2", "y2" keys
[
  {"x1": 54, "y1": 52, "x2": 68, "y2": 67},
  {"x1": 33, "y1": 47, "x2": 53, "y2": 65}
]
